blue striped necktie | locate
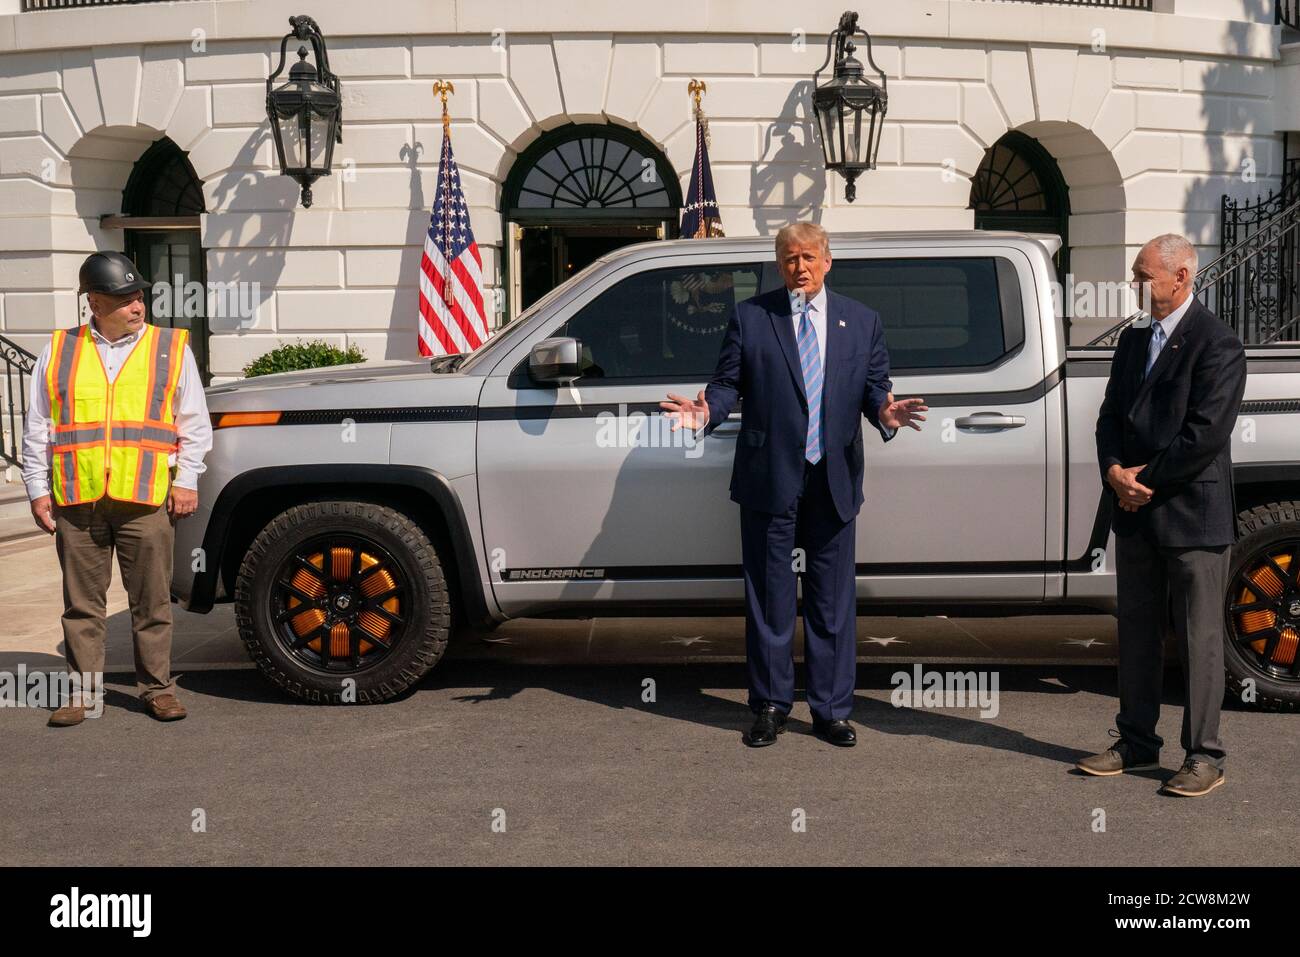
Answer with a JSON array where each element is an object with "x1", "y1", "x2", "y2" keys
[
  {"x1": 797, "y1": 303, "x2": 823, "y2": 464},
  {"x1": 1144, "y1": 321, "x2": 1166, "y2": 380}
]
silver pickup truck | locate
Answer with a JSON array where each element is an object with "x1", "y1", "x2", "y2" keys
[{"x1": 172, "y1": 231, "x2": 1300, "y2": 710}]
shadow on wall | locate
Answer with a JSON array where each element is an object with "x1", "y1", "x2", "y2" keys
[
  {"x1": 386, "y1": 137, "x2": 428, "y2": 361},
  {"x1": 750, "y1": 81, "x2": 827, "y2": 235},
  {"x1": 1179, "y1": 0, "x2": 1290, "y2": 341},
  {"x1": 202, "y1": 126, "x2": 294, "y2": 370}
]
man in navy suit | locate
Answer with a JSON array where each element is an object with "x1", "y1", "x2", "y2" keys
[{"x1": 661, "y1": 223, "x2": 926, "y2": 747}]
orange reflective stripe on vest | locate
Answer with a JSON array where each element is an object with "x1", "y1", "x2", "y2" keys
[{"x1": 47, "y1": 323, "x2": 187, "y2": 507}]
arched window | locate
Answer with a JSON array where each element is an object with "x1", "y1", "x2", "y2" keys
[
  {"x1": 503, "y1": 124, "x2": 682, "y2": 314},
  {"x1": 970, "y1": 130, "x2": 1070, "y2": 276},
  {"x1": 507, "y1": 124, "x2": 678, "y2": 213},
  {"x1": 122, "y1": 138, "x2": 205, "y2": 217},
  {"x1": 120, "y1": 137, "x2": 210, "y2": 380}
]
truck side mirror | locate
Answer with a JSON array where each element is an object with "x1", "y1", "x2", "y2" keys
[{"x1": 528, "y1": 337, "x2": 583, "y2": 385}]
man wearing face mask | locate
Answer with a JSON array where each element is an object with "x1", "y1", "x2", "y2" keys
[{"x1": 22, "y1": 251, "x2": 212, "y2": 727}]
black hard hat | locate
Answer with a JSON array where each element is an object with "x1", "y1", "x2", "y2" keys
[{"x1": 77, "y1": 251, "x2": 151, "y2": 296}]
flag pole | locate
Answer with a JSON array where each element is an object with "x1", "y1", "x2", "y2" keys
[
  {"x1": 682, "y1": 79, "x2": 723, "y2": 239},
  {"x1": 432, "y1": 80, "x2": 457, "y2": 308},
  {"x1": 688, "y1": 78, "x2": 709, "y2": 147}
]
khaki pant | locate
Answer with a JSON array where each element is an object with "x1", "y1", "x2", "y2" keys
[{"x1": 54, "y1": 496, "x2": 176, "y2": 701}]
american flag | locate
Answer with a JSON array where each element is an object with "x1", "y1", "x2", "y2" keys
[{"x1": 418, "y1": 125, "x2": 489, "y2": 356}]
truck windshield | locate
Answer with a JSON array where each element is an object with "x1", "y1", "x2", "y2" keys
[{"x1": 455, "y1": 264, "x2": 597, "y2": 374}]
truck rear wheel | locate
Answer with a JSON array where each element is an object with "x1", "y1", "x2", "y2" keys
[
  {"x1": 1224, "y1": 501, "x2": 1300, "y2": 712},
  {"x1": 234, "y1": 501, "x2": 451, "y2": 704}
]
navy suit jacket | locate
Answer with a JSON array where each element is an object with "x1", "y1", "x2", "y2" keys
[{"x1": 702, "y1": 285, "x2": 895, "y2": 524}]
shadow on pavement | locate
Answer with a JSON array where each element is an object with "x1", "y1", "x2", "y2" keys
[{"x1": 116, "y1": 659, "x2": 1212, "y2": 770}]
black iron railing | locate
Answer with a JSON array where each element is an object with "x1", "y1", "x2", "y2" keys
[
  {"x1": 1088, "y1": 197, "x2": 1300, "y2": 347},
  {"x1": 984, "y1": 0, "x2": 1153, "y2": 8},
  {"x1": 1281, "y1": 1, "x2": 1299, "y2": 30},
  {"x1": 1217, "y1": 156, "x2": 1300, "y2": 339},
  {"x1": 21, "y1": 0, "x2": 188, "y2": 10},
  {"x1": 1205, "y1": 195, "x2": 1300, "y2": 343},
  {"x1": 1, "y1": 334, "x2": 36, "y2": 470}
]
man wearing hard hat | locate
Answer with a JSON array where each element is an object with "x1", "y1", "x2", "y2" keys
[{"x1": 21, "y1": 251, "x2": 212, "y2": 726}]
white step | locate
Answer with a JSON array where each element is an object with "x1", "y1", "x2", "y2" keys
[{"x1": 0, "y1": 481, "x2": 37, "y2": 544}]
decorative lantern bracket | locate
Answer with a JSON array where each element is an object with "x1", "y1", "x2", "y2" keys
[
  {"x1": 810, "y1": 10, "x2": 889, "y2": 202},
  {"x1": 265, "y1": 15, "x2": 344, "y2": 146},
  {"x1": 812, "y1": 10, "x2": 887, "y2": 99}
]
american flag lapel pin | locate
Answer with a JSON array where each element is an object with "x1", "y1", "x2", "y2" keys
[{"x1": 838, "y1": 319, "x2": 846, "y2": 327}]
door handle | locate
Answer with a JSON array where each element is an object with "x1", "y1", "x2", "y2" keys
[{"x1": 954, "y1": 412, "x2": 1027, "y2": 431}]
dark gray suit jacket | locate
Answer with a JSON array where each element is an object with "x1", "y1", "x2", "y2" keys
[{"x1": 1095, "y1": 298, "x2": 1247, "y2": 547}]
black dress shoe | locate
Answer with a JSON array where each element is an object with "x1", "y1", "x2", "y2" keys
[
  {"x1": 812, "y1": 717, "x2": 856, "y2": 747},
  {"x1": 746, "y1": 704, "x2": 787, "y2": 747}
]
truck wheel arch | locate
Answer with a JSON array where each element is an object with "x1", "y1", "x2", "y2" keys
[
  {"x1": 1232, "y1": 463, "x2": 1300, "y2": 515},
  {"x1": 189, "y1": 464, "x2": 497, "y2": 631}
]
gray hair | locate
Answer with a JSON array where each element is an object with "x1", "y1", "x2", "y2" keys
[
  {"x1": 775, "y1": 222, "x2": 830, "y2": 258},
  {"x1": 1143, "y1": 233, "x2": 1198, "y2": 278}
]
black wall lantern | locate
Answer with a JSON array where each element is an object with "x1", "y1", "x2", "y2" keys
[
  {"x1": 811, "y1": 10, "x2": 888, "y2": 203},
  {"x1": 266, "y1": 15, "x2": 343, "y2": 208}
]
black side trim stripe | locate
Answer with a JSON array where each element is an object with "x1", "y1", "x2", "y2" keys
[
  {"x1": 479, "y1": 401, "x2": 669, "y2": 421},
  {"x1": 1239, "y1": 399, "x2": 1300, "y2": 415},
  {"x1": 503, "y1": 559, "x2": 1075, "y2": 581},
  {"x1": 1068, "y1": 356, "x2": 1300, "y2": 376},
  {"x1": 274, "y1": 406, "x2": 477, "y2": 425},
  {"x1": 480, "y1": 368, "x2": 1066, "y2": 420},
  {"x1": 243, "y1": 379, "x2": 1299, "y2": 427}
]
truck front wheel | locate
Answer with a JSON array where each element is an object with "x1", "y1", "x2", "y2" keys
[
  {"x1": 234, "y1": 501, "x2": 451, "y2": 704},
  {"x1": 1224, "y1": 501, "x2": 1300, "y2": 712}
]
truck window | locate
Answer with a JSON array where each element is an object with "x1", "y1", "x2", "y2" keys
[
  {"x1": 830, "y1": 256, "x2": 1025, "y2": 372},
  {"x1": 557, "y1": 262, "x2": 769, "y2": 380}
]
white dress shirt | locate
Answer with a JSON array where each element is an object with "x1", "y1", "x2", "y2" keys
[
  {"x1": 791, "y1": 284, "x2": 896, "y2": 439},
  {"x1": 1152, "y1": 291, "x2": 1194, "y2": 345},
  {"x1": 21, "y1": 320, "x2": 213, "y2": 501},
  {"x1": 695, "y1": 284, "x2": 896, "y2": 436},
  {"x1": 789, "y1": 285, "x2": 828, "y2": 368}
]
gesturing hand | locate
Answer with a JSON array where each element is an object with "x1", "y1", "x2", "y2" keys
[
  {"x1": 879, "y1": 393, "x2": 928, "y2": 431},
  {"x1": 660, "y1": 390, "x2": 710, "y2": 432}
]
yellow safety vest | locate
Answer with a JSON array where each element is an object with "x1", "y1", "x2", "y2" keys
[{"x1": 46, "y1": 323, "x2": 187, "y2": 507}]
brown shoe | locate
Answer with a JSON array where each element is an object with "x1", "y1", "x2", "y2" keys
[
  {"x1": 48, "y1": 703, "x2": 86, "y2": 727},
  {"x1": 1162, "y1": 759, "x2": 1224, "y2": 797},
  {"x1": 145, "y1": 693, "x2": 187, "y2": 721},
  {"x1": 1076, "y1": 735, "x2": 1160, "y2": 776}
]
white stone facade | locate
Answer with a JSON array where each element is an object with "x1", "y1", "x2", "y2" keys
[{"x1": 0, "y1": 0, "x2": 1294, "y2": 382}]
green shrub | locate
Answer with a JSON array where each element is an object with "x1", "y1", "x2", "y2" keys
[{"x1": 243, "y1": 339, "x2": 367, "y2": 378}]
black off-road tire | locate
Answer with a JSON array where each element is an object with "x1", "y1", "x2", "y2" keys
[
  {"x1": 1224, "y1": 501, "x2": 1300, "y2": 712},
  {"x1": 234, "y1": 501, "x2": 451, "y2": 704}
]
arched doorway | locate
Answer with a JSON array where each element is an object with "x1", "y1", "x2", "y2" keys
[
  {"x1": 969, "y1": 131, "x2": 1070, "y2": 330},
  {"x1": 502, "y1": 123, "x2": 681, "y2": 317},
  {"x1": 119, "y1": 137, "x2": 210, "y2": 381}
]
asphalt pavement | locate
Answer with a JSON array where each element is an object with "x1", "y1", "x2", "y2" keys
[{"x1": 2, "y1": 531, "x2": 1295, "y2": 867}]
